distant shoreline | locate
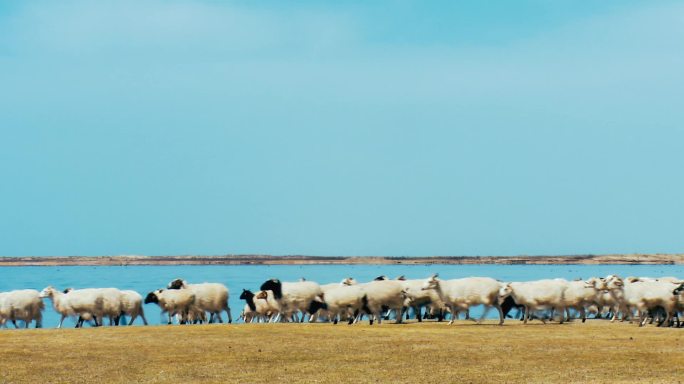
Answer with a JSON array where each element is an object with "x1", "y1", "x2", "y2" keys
[{"x1": 0, "y1": 254, "x2": 682, "y2": 266}]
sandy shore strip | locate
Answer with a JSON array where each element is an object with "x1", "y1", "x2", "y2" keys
[{"x1": 0, "y1": 253, "x2": 682, "y2": 266}]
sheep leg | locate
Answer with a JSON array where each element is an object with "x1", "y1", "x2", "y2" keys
[
  {"x1": 610, "y1": 308, "x2": 618, "y2": 323},
  {"x1": 395, "y1": 306, "x2": 404, "y2": 324},
  {"x1": 214, "y1": 312, "x2": 224, "y2": 323},
  {"x1": 657, "y1": 311, "x2": 670, "y2": 327},
  {"x1": 12, "y1": 320, "x2": 19, "y2": 329},
  {"x1": 226, "y1": 307, "x2": 233, "y2": 324},
  {"x1": 477, "y1": 307, "x2": 490, "y2": 324},
  {"x1": 57, "y1": 315, "x2": 66, "y2": 329},
  {"x1": 638, "y1": 309, "x2": 647, "y2": 327},
  {"x1": 494, "y1": 304, "x2": 504, "y2": 325},
  {"x1": 523, "y1": 306, "x2": 530, "y2": 324},
  {"x1": 448, "y1": 305, "x2": 459, "y2": 325}
]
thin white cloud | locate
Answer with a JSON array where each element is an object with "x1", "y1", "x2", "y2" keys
[{"x1": 0, "y1": 1, "x2": 359, "y2": 58}]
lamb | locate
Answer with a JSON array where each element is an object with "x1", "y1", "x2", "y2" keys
[
  {"x1": 240, "y1": 289, "x2": 279, "y2": 323},
  {"x1": 421, "y1": 275, "x2": 506, "y2": 325},
  {"x1": 167, "y1": 279, "x2": 232, "y2": 324},
  {"x1": 0, "y1": 289, "x2": 44, "y2": 329},
  {"x1": 144, "y1": 289, "x2": 197, "y2": 325},
  {"x1": 500, "y1": 279, "x2": 568, "y2": 324},
  {"x1": 259, "y1": 279, "x2": 327, "y2": 323},
  {"x1": 119, "y1": 290, "x2": 147, "y2": 326}
]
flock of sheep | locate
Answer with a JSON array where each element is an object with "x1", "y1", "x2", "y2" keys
[{"x1": 1, "y1": 274, "x2": 684, "y2": 329}]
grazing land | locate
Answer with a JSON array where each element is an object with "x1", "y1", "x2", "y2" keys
[
  {"x1": 0, "y1": 253, "x2": 683, "y2": 266},
  {"x1": 1, "y1": 321, "x2": 682, "y2": 383}
]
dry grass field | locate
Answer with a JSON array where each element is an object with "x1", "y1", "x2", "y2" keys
[{"x1": 1, "y1": 321, "x2": 683, "y2": 383}]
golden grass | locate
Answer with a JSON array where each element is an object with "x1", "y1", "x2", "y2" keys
[{"x1": 1, "y1": 320, "x2": 683, "y2": 383}]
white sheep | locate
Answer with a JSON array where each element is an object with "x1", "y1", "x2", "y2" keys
[
  {"x1": 321, "y1": 284, "x2": 367, "y2": 324},
  {"x1": 144, "y1": 289, "x2": 197, "y2": 325},
  {"x1": 500, "y1": 279, "x2": 568, "y2": 324},
  {"x1": 167, "y1": 279, "x2": 232, "y2": 324},
  {"x1": 421, "y1": 275, "x2": 505, "y2": 325},
  {"x1": 352, "y1": 279, "x2": 407, "y2": 325},
  {"x1": 401, "y1": 278, "x2": 444, "y2": 322},
  {"x1": 259, "y1": 279, "x2": 327, "y2": 323},
  {"x1": 602, "y1": 276, "x2": 680, "y2": 326},
  {"x1": 40, "y1": 286, "x2": 116, "y2": 328},
  {"x1": 62, "y1": 287, "x2": 124, "y2": 327},
  {"x1": 559, "y1": 279, "x2": 602, "y2": 322},
  {"x1": 0, "y1": 289, "x2": 44, "y2": 329},
  {"x1": 119, "y1": 290, "x2": 148, "y2": 326}
]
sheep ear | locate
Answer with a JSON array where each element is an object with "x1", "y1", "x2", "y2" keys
[{"x1": 430, "y1": 273, "x2": 439, "y2": 279}]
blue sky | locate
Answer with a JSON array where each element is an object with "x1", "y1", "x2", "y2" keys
[{"x1": 1, "y1": 1, "x2": 683, "y2": 256}]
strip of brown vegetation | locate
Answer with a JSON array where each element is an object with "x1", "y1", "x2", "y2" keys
[
  {"x1": 0, "y1": 321, "x2": 682, "y2": 383},
  {"x1": 0, "y1": 253, "x2": 683, "y2": 266}
]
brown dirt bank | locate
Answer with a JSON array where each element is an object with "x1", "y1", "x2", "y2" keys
[{"x1": 0, "y1": 253, "x2": 683, "y2": 266}]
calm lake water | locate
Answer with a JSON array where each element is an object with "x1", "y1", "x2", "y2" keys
[{"x1": 2, "y1": 264, "x2": 683, "y2": 327}]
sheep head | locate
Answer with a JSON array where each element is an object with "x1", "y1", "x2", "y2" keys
[
  {"x1": 167, "y1": 279, "x2": 186, "y2": 290},
  {"x1": 421, "y1": 274, "x2": 440, "y2": 291},
  {"x1": 673, "y1": 283, "x2": 684, "y2": 296},
  {"x1": 39, "y1": 286, "x2": 56, "y2": 298},
  {"x1": 144, "y1": 290, "x2": 161, "y2": 304},
  {"x1": 239, "y1": 289, "x2": 253, "y2": 300},
  {"x1": 307, "y1": 299, "x2": 327, "y2": 314},
  {"x1": 584, "y1": 277, "x2": 602, "y2": 290},
  {"x1": 498, "y1": 283, "x2": 513, "y2": 298}
]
